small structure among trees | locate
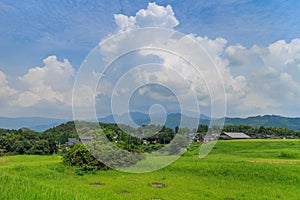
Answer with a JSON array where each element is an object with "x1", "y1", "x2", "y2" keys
[
  {"x1": 220, "y1": 132, "x2": 250, "y2": 140},
  {"x1": 66, "y1": 138, "x2": 79, "y2": 148},
  {"x1": 65, "y1": 136, "x2": 94, "y2": 148}
]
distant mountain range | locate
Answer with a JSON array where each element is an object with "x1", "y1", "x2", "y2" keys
[
  {"x1": 0, "y1": 113, "x2": 300, "y2": 132},
  {"x1": 0, "y1": 117, "x2": 68, "y2": 132},
  {"x1": 98, "y1": 112, "x2": 201, "y2": 129},
  {"x1": 224, "y1": 115, "x2": 300, "y2": 131},
  {"x1": 98, "y1": 113, "x2": 300, "y2": 131}
]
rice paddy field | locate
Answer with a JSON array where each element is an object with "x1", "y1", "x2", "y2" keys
[{"x1": 1, "y1": 139, "x2": 300, "y2": 200}]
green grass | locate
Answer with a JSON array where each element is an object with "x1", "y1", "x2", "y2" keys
[{"x1": 1, "y1": 139, "x2": 300, "y2": 199}]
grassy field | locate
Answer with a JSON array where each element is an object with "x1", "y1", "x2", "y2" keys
[{"x1": 1, "y1": 139, "x2": 300, "y2": 200}]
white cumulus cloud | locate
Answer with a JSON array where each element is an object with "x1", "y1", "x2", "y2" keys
[
  {"x1": 102, "y1": 3, "x2": 300, "y2": 117},
  {"x1": 223, "y1": 39, "x2": 300, "y2": 116},
  {"x1": 16, "y1": 55, "x2": 74, "y2": 107},
  {"x1": 0, "y1": 71, "x2": 17, "y2": 97},
  {"x1": 2, "y1": 2, "x2": 300, "y2": 118},
  {"x1": 114, "y1": 2, "x2": 179, "y2": 31}
]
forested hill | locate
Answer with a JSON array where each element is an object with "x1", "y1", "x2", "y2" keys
[{"x1": 224, "y1": 115, "x2": 300, "y2": 131}]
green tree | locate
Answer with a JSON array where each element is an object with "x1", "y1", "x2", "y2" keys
[
  {"x1": 175, "y1": 126, "x2": 179, "y2": 133},
  {"x1": 63, "y1": 143, "x2": 108, "y2": 170},
  {"x1": 197, "y1": 124, "x2": 208, "y2": 133},
  {"x1": 30, "y1": 140, "x2": 51, "y2": 155},
  {"x1": 148, "y1": 126, "x2": 175, "y2": 144},
  {"x1": 13, "y1": 140, "x2": 31, "y2": 154}
]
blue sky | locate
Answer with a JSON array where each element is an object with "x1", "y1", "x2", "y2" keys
[
  {"x1": 1, "y1": 0, "x2": 299, "y2": 73},
  {"x1": 0, "y1": 1, "x2": 300, "y2": 118}
]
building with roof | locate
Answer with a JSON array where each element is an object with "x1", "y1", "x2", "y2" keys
[
  {"x1": 65, "y1": 136, "x2": 94, "y2": 148},
  {"x1": 66, "y1": 138, "x2": 79, "y2": 148},
  {"x1": 79, "y1": 136, "x2": 94, "y2": 144},
  {"x1": 221, "y1": 132, "x2": 250, "y2": 140}
]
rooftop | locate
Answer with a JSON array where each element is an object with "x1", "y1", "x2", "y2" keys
[{"x1": 222, "y1": 132, "x2": 250, "y2": 139}]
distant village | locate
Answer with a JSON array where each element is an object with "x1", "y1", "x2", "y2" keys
[
  {"x1": 66, "y1": 130, "x2": 297, "y2": 149},
  {"x1": 190, "y1": 131, "x2": 297, "y2": 143}
]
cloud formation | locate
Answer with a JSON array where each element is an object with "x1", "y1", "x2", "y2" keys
[
  {"x1": 0, "y1": 71, "x2": 17, "y2": 98},
  {"x1": 114, "y1": 2, "x2": 179, "y2": 31},
  {"x1": 1, "y1": 2, "x2": 300, "y2": 118},
  {"x1": 16, "y1": 55, "x2": 74, "y2": 107},
  {"x1": 99, "y1": 2, "x2": 300, "y2": 117},
  {"x1": 0, "y1": 56, "x2": 75, "y2": 118},
  {"x1": 224, "y1": 39, "x2": 300, "y2": 116}
]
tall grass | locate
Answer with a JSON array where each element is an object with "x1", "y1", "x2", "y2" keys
[
  {"x1": 281, "y1": 149, "x2": 299, "y2": 158},
  {"x1": 1, "y1": 139, "x2": 300, "y2": 200}
]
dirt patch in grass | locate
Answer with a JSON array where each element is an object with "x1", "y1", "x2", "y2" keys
[
  {"x1": 152, "y1": 182, "x2": 166, "y2": 188},
  {"x1": 90, "y1": 183, "x2": 104, "y2": 187},
  {"x1": 119, "y1": 190, "x2": 130, "y2": 194},
  {"x1": 248, "y1": 159, "x2": 300, "y2": 164}
]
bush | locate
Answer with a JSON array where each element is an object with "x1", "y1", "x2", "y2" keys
[
  {"x1": 63, "y1": 143, "x2": 108, "y2": 171},
  {"x1": 280, "y1": 149, "x2": 299, "y2": 158},
  {"x1": 142, "y1": 143, "x2": 165, "y2": 153},
  {"x1": 63, "y1": 142, "x2": 146, "y2": 172},
  {"x1": 88, "y1": 141, "x2": 146, "y2": 168}
]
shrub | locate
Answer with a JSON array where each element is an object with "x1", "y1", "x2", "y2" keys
[
  {"x1": 88, "y1": 141, "x2": 146, "y2": 168},
  {"x1": 63, "y1": 143, "x2": 108, "y2": 171},
  {"x1": 63, "y1": 142, "x2": 145, "y2": 172},
  {"x1": 280, "y1": 149, "x2": 299, "y2": 158}
]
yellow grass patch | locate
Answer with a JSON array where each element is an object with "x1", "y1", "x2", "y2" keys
[
  {"x1": 248, "y1": 158, "x2": 300, "y2": 164},
  {"x1": 0, "y1": 157, "x2": 6, "y2": 163}
]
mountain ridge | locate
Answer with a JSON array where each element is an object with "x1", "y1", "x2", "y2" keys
[
  {"x1": 0, "y1": 117, "x2": 68, "y2": 132},
  {"x1": 0, "y1": 114, "x2": 299, "y2": 131}
]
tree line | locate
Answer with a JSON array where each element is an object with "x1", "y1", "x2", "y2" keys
[
  {"x1": 197, "y1": 124, "x2": 300, "y2": 137},
  {"x1": 0, "y1": 121, "x2": 185, "y2": 157},
  {"x1": 1, "y1": 121, "x2": 299, "y2": 159},
  {"x1": 0, "y1": 128, "x2": 57, "y2": 155}
]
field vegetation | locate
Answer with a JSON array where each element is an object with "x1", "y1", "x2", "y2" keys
[{"x1": 1, "y1": 139, "x2": 300, "y2": 200}]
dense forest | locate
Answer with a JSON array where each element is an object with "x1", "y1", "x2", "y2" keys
[
  {"x1": 0, "y1": 121, "x2": 179, "y2": 156},
  {"x1": 0, "y1": 128, "x2": 57, "y2": 156}
]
